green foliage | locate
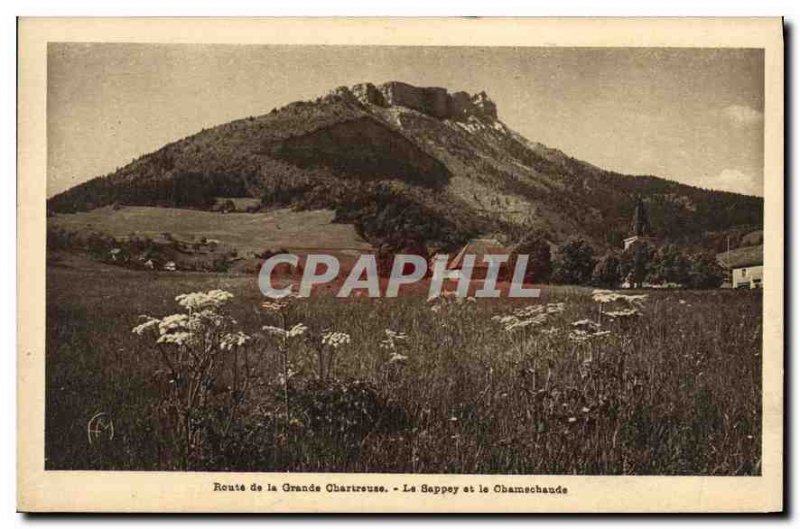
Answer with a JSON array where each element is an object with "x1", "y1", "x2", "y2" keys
[
  {"x1": 687, "y1": 252, "x2": 726, "y2": 289},
  {"x1": 649, "y1": 244, "x2": 691, "y2": 285},
  {"x1": 592, "y1": 252, "x2": 622, "y2": 288},
  {"x1": 552, "y1": 238, "x2": 596, "y2": 285},
  {"x1": 620, "y1": 241, "x2": 656, "y2": 288},
  {"x1": 512, "y1": 234, "x2": 552, "y2": 283}
]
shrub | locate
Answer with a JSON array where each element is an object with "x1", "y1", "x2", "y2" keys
[
  {"x1": 131, "y1": 290, "x2": 254, "y2": 470},
  {"x1": 552, "y1": 238, "x2": 596, "y2": 285},
  {"x1": 648, "y1": 244, "x2": 691, "y2": 286},
  {"x1": 620, "y1": 240, "x2": 655, "y2": 288},
  {"x1": 513, "y1": 235, "x2": 552, "y2": 283},
  {"x1": 592, "y1": 252, "x2": 622, "y2": 288},
  {"x1": 687, "y1": 252, "x2": 725, "y2": 288}
]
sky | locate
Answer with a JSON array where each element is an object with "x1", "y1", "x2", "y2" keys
[{"x1": 47, "y1": 44, "x2": 764, "y2": 197}]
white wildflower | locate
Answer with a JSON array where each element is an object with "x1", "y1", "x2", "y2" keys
[
  {"x1": 388, "y1": 352, "x2": 408, "y2": 364},
  {"x1": 220, "y1": 331, "x2": 251, "y2": 351},
  {"x1": 287, "y1": 323, "x2": 307, "y2": 338},
  {"x1": 592, "y1": 289, "x2": 647, "y2": 306},
  {"x1": 604, "y1": 308, "x2": 640, "y2": 320},
  {"x1": 380, "y1": 329, "x2": 408, "y2": 349},
  {"x1": 263, "y1": 323, "x2": 307, "y2": 340},
  {"x1": 262, "y1": 325, "x2": 285, "y2": 337},
  {"x1": 175, "y1": 289, "x2": 234, "y2": 312},
  {"x1": 157, "y1": 331, "x2": 193, "y2": 346},
  {"x1": 571, "y1": 319, "x2": 601, "y2": 331},
  {"x1": 132, "y1": 316, "x2": 160, "y2": 335},
  {"x1": 158, "y1": 313, "x2": 190, "y2": 335},
  {"x1": 322, "y1": 331, "x2": 351, "y2": 349}
]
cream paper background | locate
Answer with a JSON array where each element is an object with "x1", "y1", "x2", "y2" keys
[{"x1": 17, "y1": 17, "x2": 784, "y2": 513}]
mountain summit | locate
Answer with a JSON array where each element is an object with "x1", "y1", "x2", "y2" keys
[
  {"x1": 330, "y1": 81, "x2": 498, "y2": 121},
  {"x1": 48, "y1": 81, "x2": 762, "y2": 252}
]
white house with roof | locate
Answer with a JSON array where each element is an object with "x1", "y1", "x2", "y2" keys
[{"x1": 716, "y1": 245, "x2": 763, "y2": 289}]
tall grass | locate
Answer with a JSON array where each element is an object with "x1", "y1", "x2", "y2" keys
[{"x1": 45, "y1": 267, "x2": 761, "y2": 474}]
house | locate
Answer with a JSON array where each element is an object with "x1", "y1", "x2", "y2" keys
[
  {"x1": 432, "y1": 237, "x2": 512, "y2": 282},
  {"x1": 716, "y1": 245, "x2": 763, "y2": 289}
]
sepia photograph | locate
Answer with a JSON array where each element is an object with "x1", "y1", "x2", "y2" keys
[{"x1": 17, "y1": 17, "x2": 784, "y2": 513}]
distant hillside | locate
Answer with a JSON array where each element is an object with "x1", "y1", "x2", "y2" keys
[{"x1": 48, "y1": 80, "x2": 763, "y2": 252}]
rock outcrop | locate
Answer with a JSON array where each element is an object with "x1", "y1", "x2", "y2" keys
[{"x1": 332, "y1": 81, "x2": 499, "y2": 121}]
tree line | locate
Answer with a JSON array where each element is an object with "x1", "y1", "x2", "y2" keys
[{"x1": 514, "y1": 236, "x2": 726, "y2": 289}]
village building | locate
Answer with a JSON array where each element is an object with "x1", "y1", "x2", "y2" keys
[{"x1": 716, "y1": 245, "x2": 763, "y2": 289}]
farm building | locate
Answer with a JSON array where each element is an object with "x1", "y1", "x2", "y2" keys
[
  {"x1": 716, "y1": 245, "x2": 763, "y2": 289},
  {"x1": 432, "y1": 237, "x2": 512, "y2": 281}
]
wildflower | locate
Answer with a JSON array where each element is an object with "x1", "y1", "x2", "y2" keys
[
  {"x1": 287, "y1": 323, "x2": 307, "y2": 338},
  {"x1": 188, "y1": 309, "x2": 224, "y2": 329},
  {"x1": 175, "y1": 289, "x2": 234, "y2": 312},
  {"x1": 569, "y1": 328, "x2": 611, "y2": 343},
  {"x1": 380, "y1": 329, "x2": 408, "y2": 349},
  {"x1": 592, "y1": 289, "x2": 647, "y2": 306},
  {"x1": 158, "y1": 313, "x2": 190, "y2": 335},
  {"x1": 157, "y1": 331, "x2": 193, "y2": 346},
  {"x1": 603, "y1": 308, "x2": 640, "y2": 320},
  {"x1": 492, "y1": 312, "x2": 548, "y2": 332},
  {"x1": 220, "y1": 331, "x2": 251, "y2": 351},
  {"x1": 262, "y1": 323, "x2": 307, "y2": 340},
  {"x1": 132, "y1": 316, "x2": 160, "y2": 335},
  {"x1": 321, "y1": 331, "x2": 351, "y2": 348},
  {"x1": 571, "y1": 319, "x2": 601, "y2": 331},
  {"x1": 581, "y1": 407, "x2": 590, "y2": 413},
  {"x1": 568, "y1": 417, "x2": 577, "y2": 423},
  {"x1": 388, "y1": 352, "x2": 408, "y2": 364}
]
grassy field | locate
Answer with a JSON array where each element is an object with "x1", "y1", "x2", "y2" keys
[
  {"x1": 49, "y1": 206, "x2": 371, "y2": 257},
  {"x1": 45, "y1": 261, "x2": 762, "y2": 475}
]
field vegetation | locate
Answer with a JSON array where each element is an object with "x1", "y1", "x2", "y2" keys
[{"x1": 46, "y1": 263, "x2": 762, "y2": 475}]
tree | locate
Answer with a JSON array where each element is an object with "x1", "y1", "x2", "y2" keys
[
  {"x1": 686, "y1": 252, "x2": 725, "y2": 289},
  {"x1": 620, "y1": 240, "x2": 655, "y2": 288},
  {"x1": 552, "y1": 239, "x2": 596, "y2": 285},
  {"x1": 513, "y1": 235, "x2": 552, "y2": 283},
  {"x1": 592, "y1": 252, "x2": 622, "y2": 288},
  {"x1": 648, "y1": 244, "x2": 691, "y2": 286}
]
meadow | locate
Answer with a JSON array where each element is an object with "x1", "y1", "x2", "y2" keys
[{"x1": 45, "y1": 260, "x2": 762, "y2": 475}]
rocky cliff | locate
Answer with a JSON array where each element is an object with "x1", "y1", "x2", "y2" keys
[{"x1": 331, "y1": 81, "x2": 498, "y2": 121}]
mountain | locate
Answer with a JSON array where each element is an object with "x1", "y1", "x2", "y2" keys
[{"x1": 47, "y1": 80, "x2": 763, "y2": 252}]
